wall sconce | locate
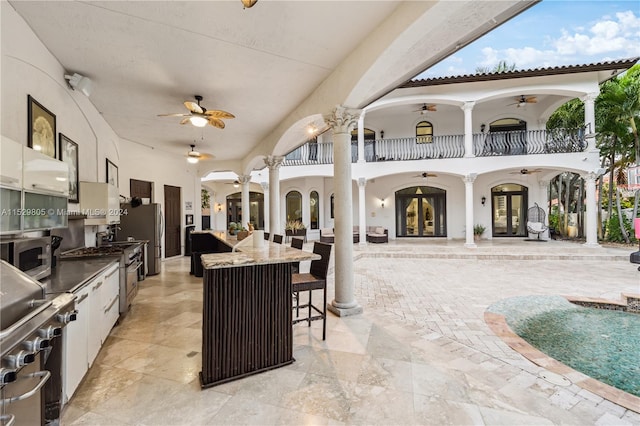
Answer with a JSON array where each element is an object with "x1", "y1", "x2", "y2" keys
[
  {"x1": 480, "y1": 123, "x2": 486, "y2": 133},
  {"x1": 380, "y1": 198, "x2": 385, "y2": 208},
  {"x1": 380, "y1": 130, "x2": 384, "y2": 139},
  {"x1": 481, "y1": 196, "x2": 486, "y2": 206},
  {"x1": 216, "y1": 203, "x2": 223, "y2": 213}
]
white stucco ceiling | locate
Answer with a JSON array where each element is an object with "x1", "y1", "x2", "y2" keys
[{"x1": 9, "y1": 0, "x2": 538, "y2": 174}]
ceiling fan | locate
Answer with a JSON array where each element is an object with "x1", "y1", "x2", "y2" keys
[
  {"x1": 185, "y1": 144, "x2": 213, "y2": 164},
  {"x1": 158, "y1": 95, "x2": 235, "y2": 128},
  {"x1": 510, "y1": 168, "x2": 542, "y2": 175},
  {"x1": 413, "y1": 172, "x2": 438, "y2": 179},
  {"x1": 507, "y1": 95, "x2": 537, "y2": 108},
  {"x1": 413, "y1": 103, "x2": 437, "y2": 114}
]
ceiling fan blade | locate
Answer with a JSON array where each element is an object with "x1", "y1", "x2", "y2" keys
[
  {"x1": 179, "y1": 117, "x2": 191, "y2": 125},
  {"x1": 204, "y1": 110, "x2": 235, "y2": 119},
  {"x1": 525, "y1": 96, "x2": 537, "y2": 103},
  {"x1": 199, "y1": 153, "x2": 215, "y2": 160},
  {"x1": 208, "y1": 117, "x2": 225, "y2": 129},
  {"x1": 157, "y1": 113, "x2": 190, "y2": 117},
  {"x1": 184, "y1": 101, "x2": 204, "y2": 114}
]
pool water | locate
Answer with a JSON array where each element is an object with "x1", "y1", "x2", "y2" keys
[{"x1": 488, "y1": 296, "x2": 640, "y2": 397}]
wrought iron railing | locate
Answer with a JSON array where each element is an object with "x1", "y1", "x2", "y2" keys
[{"x1": 281, "y1": 128, "x2": 587, "y2": 166}]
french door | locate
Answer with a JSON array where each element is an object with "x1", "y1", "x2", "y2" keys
[
  {"x1": 396, "y1": 187, "x2": 446, "y2": 237},
  {"x1": 491, "y1": 184, "x2": 527, "y2": 237}
]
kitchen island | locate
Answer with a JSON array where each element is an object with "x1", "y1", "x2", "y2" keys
[{"x1": 198, "y1": 231, "x2": 319, "y2": 388}]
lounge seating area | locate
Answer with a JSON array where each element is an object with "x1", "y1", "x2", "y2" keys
[{"x1": 319, "y1": 226, "x2": 388, "y2": 244}]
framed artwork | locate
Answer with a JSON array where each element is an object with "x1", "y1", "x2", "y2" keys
[
  {"x1": 27, "y1": 95, "x2": 57, "y2": 158},
  {"x1": 186, "y1": 214, "x2": 194, "y2": 225},
  {"x1": 59, "y1": 133, "x2": 79, "y2": 203},
  {"x1": 106, "y1": 158, "x2": 118, "y2": 187}
]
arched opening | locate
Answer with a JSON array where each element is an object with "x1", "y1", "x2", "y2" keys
[
  {"x1": 226, "y1": 191, "x2": 265, "y2": 229},
  {"x1": 395, "y1": 186, "x2": 446, "y2": 237},
  {"x1": 491, "y1": 183, "x2": 528, "y2": 237},
  {"x1": 416, "y1": 120, "x2": 433, "y2": 143},
  {"x1": 487, "y1": 118, "x2": 528, "y2": 155},
  {"x1": 310, "y1": 190, "x2": 319, "y2": 229},
  {"x1": 351, "y1": 128, "x2": 377, "y2": 162},
  {"x1": 286, "y1": 191, "x2": 303, "y2": 223}
]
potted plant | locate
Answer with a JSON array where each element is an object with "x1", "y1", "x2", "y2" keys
[
  {"x1": 285, "y1": 220, "x2": 307, "y2": 238},
  {"x1": 473, "y1": 224, "x2": 486, "y2": 241},
  {"x1": 236, "y1": 226, "x2": 249, "y2": 241},
  {"x1": 228, "y1": 221, "x2": 238, "y2": 235}
]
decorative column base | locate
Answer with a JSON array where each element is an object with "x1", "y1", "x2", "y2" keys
[
  {"x1": 464, "y1": 242, "x2": 477, "y2": 248},
  {"x1": 328, "y1": 301, "x2": 363, "y2": 317},
  {"x1": 582, "y1": 242, "x2": 601, "y2": 248}
]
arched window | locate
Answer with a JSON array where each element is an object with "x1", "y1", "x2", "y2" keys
[
  {"x1": 310, "y1": 191, "x2": 319, "y2": 229},
  {"x1": 416, "y1": 121, "x2": 433, "y2": 143},
  {"x1": 330, "y1": 193, "x2": 335, "y2": 219},
  {"x1": 350, "y1": 128, "x2": 377, "y2": 162},
  {"x1": 286, "y1": 191, "x2": 302, "y2": 223}
]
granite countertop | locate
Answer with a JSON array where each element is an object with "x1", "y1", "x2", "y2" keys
[
  {"x1": 200, "y1": 232, "x2": 320, "y2": 269},
  {"x1": 41, "y1": 257, "x2": 119, "y2": 294}
]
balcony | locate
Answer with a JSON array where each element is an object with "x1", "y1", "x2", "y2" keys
[{"x1": 282, "y1": 128, "x2": 587, "y2": 166}]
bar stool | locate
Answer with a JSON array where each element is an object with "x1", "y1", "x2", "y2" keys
[
  {"x1": 292, "y1": 241, "x2": 331, "y2": 340},
  {"x1": 264, "y1": 232, "x2": 270, "y2": 241},
  {"x1": 290, "y1": 237, "x2": 304, "y2": 274},
  {"x1": 273, "y1": 234, "x2": 283, "y2": 244}
]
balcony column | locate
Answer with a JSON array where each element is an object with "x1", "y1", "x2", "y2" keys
[
  {"x1": 463, "y1": 173, "x2": 477, "y2": 248},
  {"x1": 582, "y1": 92, "x2": 598, "y2": 152},
  {"x1": 358, "y1": 178, "x2": 367, "y2": 246},
  {"x1": 462, "y1": 101, "x2": 475, "y2": 158},
  {"x1": 583, "y1": 171, "x2": 600, "y2": 248},
  {"x1": 260, "y1": 182, "x2": 269, "y2": 232},
  {"x1": 264, "y1": 156, "x2": 284, "y2": 238},
  {"x1": 238, "y1": 174, "x2": 251, "y2": 229},
  {"x1": 357, "y1": 112, "x2": 366, "y2": 163},
  {"x1": 326, "y1": 105, "x2": 363, "y2": 317}
]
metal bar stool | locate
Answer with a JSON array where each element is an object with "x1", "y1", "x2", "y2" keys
[{"x1": 292, "y1": 241, "x2": 331, "y2": 340}]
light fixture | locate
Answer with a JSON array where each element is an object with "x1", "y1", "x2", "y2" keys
[
  {"x1": 481, "y1": 196, "x2": 486, "y2": 206},
  {"x1": 480, "y1": 124, "x2": 486, "y2": 133},
  {"x1": 189, "y1": 116, "x2": 208, "y2": 127},
  {"x1": 216, "y1": 203, "x2": 223, "y2": 213},
  {"x1": 64, "y1": 72, "x2": 93, "y2": 97},
  {"x1": 233, "y1": 180, "x2": 240, "y2": 188},
  {"x1": 380, "y1": 130, "x2": 384, "y2": 139},
  {"x1": 187, "y1": 144, "x2": 200, "y2": 164},
  {"x1": 307, "y1": 124, "x2": 318, "y2": 135},
  {"x1": 380, "y1": 198, "x2": 385, "y2": 208},
  {"x1": 241, "y1": 0, "x2": 258, "y2": 9}
]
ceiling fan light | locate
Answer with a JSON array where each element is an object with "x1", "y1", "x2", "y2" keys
[
  {"x1": 241, "y1": 0, "x2": 258, "y2": 8},
  {"x1": 189, "y1": 116, "x2": 208, "y2": 127},
  {"x1": 187, "y1": 156, "x2": 199, "y2": 164}
]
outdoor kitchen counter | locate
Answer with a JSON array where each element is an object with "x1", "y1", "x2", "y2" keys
[
  {"x1": 199, "y1": 231, "x2": 319, "y2": 388},
  {"x1": 42, "y1": 258, "x2": 118, "y2": 294}
]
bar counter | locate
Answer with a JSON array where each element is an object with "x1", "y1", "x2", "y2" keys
[{"x1": 198, "y1": 231, "x2": 319, "y2": 388}]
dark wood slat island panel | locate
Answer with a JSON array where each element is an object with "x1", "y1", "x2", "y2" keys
[{"x1": 200, "y1": 262, "x2": 293, "y2": 388}]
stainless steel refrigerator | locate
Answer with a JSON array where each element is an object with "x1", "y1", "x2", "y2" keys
[{"x1": 117, "y1": 203, "x2": 163, "y2": 275}]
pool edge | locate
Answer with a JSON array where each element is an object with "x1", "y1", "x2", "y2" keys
[{"x1": 484, "y1": 311, "x2": 640, "y2": 413}]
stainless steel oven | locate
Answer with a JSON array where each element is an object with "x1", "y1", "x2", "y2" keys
[{"x1": 0, "y1": 237, "x2": 51, "y2": 281}]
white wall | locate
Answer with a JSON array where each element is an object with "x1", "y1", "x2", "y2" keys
[{"x1": 1, "y1": 3, "x2": 197, "y2": 254}]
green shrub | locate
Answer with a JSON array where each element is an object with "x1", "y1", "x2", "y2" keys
[{"x1": 604, "y1": 213, "x2": 637, "y2": 243}]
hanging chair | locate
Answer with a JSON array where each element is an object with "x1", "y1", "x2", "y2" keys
[{"x1": 526, "y1": 202, "x2": 548, "y2": 240}]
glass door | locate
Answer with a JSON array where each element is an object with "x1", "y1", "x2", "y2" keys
[
  {"x1": 491, "y1": 184, "x2": 527, "y2": 237},
  {"x1": 396, "y1": 186, "x2": 447, "y2": 237}
]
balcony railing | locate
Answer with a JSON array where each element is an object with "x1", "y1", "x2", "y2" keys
[{"x1": 282, "y1": 128, "x2": 587, "y2": 166}]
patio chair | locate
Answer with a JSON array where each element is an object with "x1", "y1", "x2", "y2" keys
[
  {"x1": 526, "y1": 203, "x2": 548, "y2": 241},
  {"x1": 273, "y1": 234, "x2": 283, "y2": 244}
]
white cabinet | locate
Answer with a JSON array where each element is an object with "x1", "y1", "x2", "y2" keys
[
  {"x1": 63, "y1": 284, "x2": 90, "y2": 403},
  {"x1": 23, "y1": 146, "x2": 69, "y2": 196},
  {"x1": 80, "y1": 182, "x2": 120, "y2": 225},
  {"x1": 0, "y1": 137, "x2": 23, "y2": 189},
  {"x1": 63, "y1": 262, "x2": 120, "y2": 402},
  {"x1": 23, "y1": 192, "x2": 68, "y2": 231}
]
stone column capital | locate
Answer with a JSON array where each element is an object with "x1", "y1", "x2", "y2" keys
[
  {"x1": 461, "y1": 101, "x2": 476, "y2": 112},
  {"x1": 462, "y1": 173, "x2": 477, "y2": 184},
  {"x1": 324, "y1": 105, "x2": 361, "y2": 134},
  {"x1": 260, "y1": 181, "x2": 269, "y2": 191},
  {"x1": 237, "y1": 174, "x2": 251, "y2": 184},
  {"x1": 357, "y1": 177, "x2": 366, "y2": 187},
  {"x1": 581, "y1": 92, "x2": 599, "y2": 103},
  {"x1": 264, "y1": 155, "x2": 284, "y2": 170}
]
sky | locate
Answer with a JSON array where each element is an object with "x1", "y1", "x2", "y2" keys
[{"x1": 416, "y1": 0, "x2": 640, "y2": 79}]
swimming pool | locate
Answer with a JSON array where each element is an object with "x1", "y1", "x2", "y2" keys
[{"x1": 487, "y1": 295, "x2": 640, "y2": 398}]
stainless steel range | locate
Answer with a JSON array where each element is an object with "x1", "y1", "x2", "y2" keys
[
  {"x1": 0, "y1": 260, "x2": 76, "y2": 425},
  {"x1": 60, "y1": 242, "x2": 143, "y2": 316}
]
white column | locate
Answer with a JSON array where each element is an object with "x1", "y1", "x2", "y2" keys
[
  {"x1": 538, "y1": 180, "x2": 549, "y2": 239},
  {"x1": 461, "y1": 101, "x2": 475, "y2": 158},
  {"x1": 264, "y1": 156, "x2": 284, "y2": 237},
  {"x1": 237, "y1": 174, "x2": 251, "y2": 229},
  {"x1": 583, "y1": 171, "x2": 600, "y2": 248},
  {"x1": 326, "y1": 106, "x2": 362, "y2": 317},
  {"x1": 357, "y1": 112, "x2": 366, "y2": 163},
  {"x1": 463, "y1": 173, "x2": 477, "y2": 248},
  {"x1": 358, "y1": 177, "x2": 367, "y2": 246},
  {"x1": 260, "y1": 182, "x2": 269, "y2": 231},
  {"x1": 582, "y1": 92, "x2": 598, "y2": 152}
]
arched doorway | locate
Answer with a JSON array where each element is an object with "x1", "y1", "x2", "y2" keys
[
  {"x1": 487, "y1": 118, "x2": 527, "y2": 155},
  {"x1": 226, "y1": 191, "x2": 265, "y2": 229},
  {"x1": 491, "y1": 183, "x2": 527, "y2": 237},
  {"x1": 395, "y1": 186, "x2": 446, "y2": 237}
]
